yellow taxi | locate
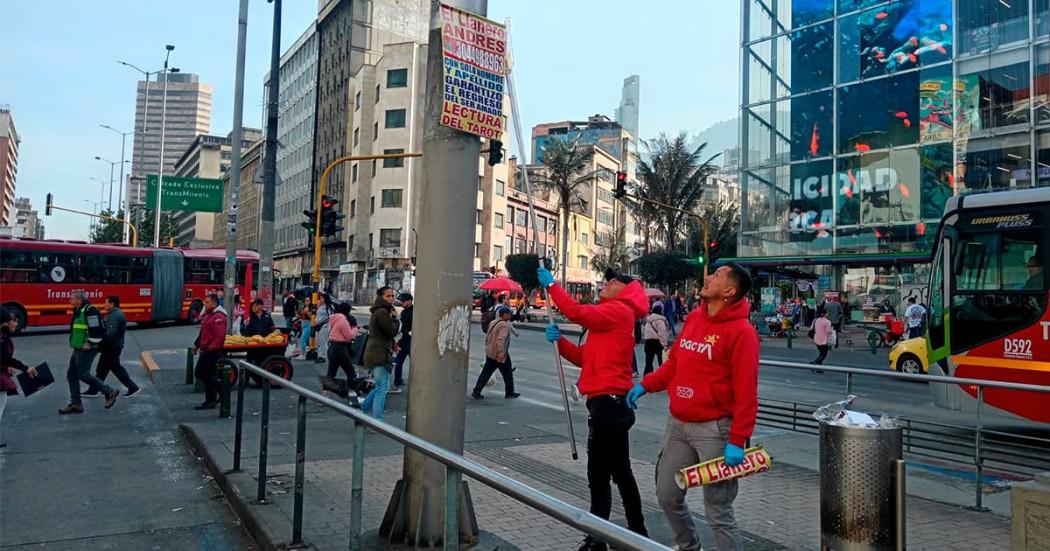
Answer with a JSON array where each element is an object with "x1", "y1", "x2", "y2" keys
[{"x1": 887, "y1": 337, "x2": 928, "y2": 374}]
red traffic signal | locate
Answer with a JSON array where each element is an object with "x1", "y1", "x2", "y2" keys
[
  {"x1": 614, "y1": 171, "x2": 627, "y2": 199},
  {"x1": 321, "y1": 194, "x2": 337, "y2": 209}
]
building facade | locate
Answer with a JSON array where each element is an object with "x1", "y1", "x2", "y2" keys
[
  {"x1": 615, "y1": 74, "x2": 641, "y2": 140},
  {"x1": 172, "y1": 130, "x2": 261, "y2": 247},
  {"x1": 128, "y1": 73, "x2": 212, "y2": 213},
  {"x1": 738, "y1": 0, "x2": 1049, "y2": 309},
  {"x1": 270, "y1": 23, "x2": 318, "y2": 290},
  {"x1": 0, "y1": 107, "x2": 19, "y2": 226},
  {"x1": 11, "y1": 197, "x2": 43, "y2": 239}
]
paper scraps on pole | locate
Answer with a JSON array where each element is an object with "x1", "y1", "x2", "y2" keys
[
  {"x1": 438, "y1": 3, "x2": 507, "y2": 140},
  {"x1": 675, "y1": 446, "x2": 773, "y2": 489}
]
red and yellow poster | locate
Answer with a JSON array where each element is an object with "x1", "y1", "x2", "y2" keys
[{"x1": 439, "y1": 3, "x2": 507, "y2": 139}]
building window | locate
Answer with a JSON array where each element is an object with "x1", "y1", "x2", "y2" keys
[
  {"x1": 354, "y1": 91, "x2": 361, "y2": 111},
  {"x1": 597, "y1": 210, "x2": 614, "y2": 226},
  {"x1": 493, "y1": 245, "x2": 503, "y2": 261},
  {"x1": 494, "y1": 212, "x2": 504, "y2": 229},
  {"x1": 387, "y1": 68, "x2": 408, "y2": 88},
  {"x1": 515, "y1": 208, "x2": 527, "y2": 227},
  {"x1": 381, "y1": 189, "x2": 403, "y2": 208},
  {"x1": 350, "y1": 199, "x2": 356, "y2": 218},
  {"x1": 495, "y1": 179, "x2": 505, "y2": 196},
  {"x1": 373, "y1": 122, "x2": 379, "y2": 140},
  {"x1": 353, "y1": 127, "x2": 360, "y2": 146},
  {"x1": 351, "y1": 163, "x2": 358, "y2": 183},
  {"x1": 506, "y1": 206, "x2": 514, "y2": 224},
  {"x1": 578, "y1": 255, "x2": 588, "y2": 268},
  {"x1": 581, "y1": 232, "x2": 589, "y2": 245},
  {"x1": 505, "y1": 235, "x2": 512, "y2": 252},
  {"x1": 474, "y1": 243, "x2": 480, "y2": 257},
  {"x1": 368, "y1": 232, "x2": 373, "y2": 248},
  {"x1": 476, "y1": 209, "x2": 483, "y2": 224},
  {"x1": 548, "y1": 218, "x2": 557, "y2": 234},
  {"x1": 959, "y1": 60, "x2": 1032, "y2": 130},
  {"x1": 515, "y1": 237, "x2": 526, "y2": 254},
  {"x1": 383, "y1": 148, "x2": 405, "y2": 168},
  {"x1": 370, "y1": 196, "x2": 375, "y2": 214},
  {"x1": 385, "y1": 109, "x2": 407, "y2": 129},
  {"x1": 372, "y1": 160, "x2": 378, "y2": 177},
  {"x1": 375, "y1": 84, "x2": 380, "y2": 103},
  {"x1": 380, "y1": 228, "x2": 401, "y2": 248},
  {"x1": 958, "y1": 0, "x2": 1030, "y2": 55},
  {"x1": 478, "y1": 176, "x2": 484, "y2": 191}
]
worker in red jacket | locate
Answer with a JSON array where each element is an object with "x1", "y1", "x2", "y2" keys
[
  {"x1": 541, "y1": 267, "x2": 649, "y2": 551},
  {"x1": 193, "y1": 293, "x2": 228, "y2": 410},
  {"x1": 627, "y1": 263, "x2": 758, "y2": 551}
]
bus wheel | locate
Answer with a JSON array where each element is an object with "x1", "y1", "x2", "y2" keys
[
  {"x1": 188, "y1": 300, "x2": 204, "y2": 324},
  {"x1": 262, "y1": 355, "x2": 294, "y2": 381},
  {"x1": 896, "y1": 353, "x2": 923, "y2": 375},
  {"x1": 2, "y1": 304, "x2": 26, "y2": 334}
]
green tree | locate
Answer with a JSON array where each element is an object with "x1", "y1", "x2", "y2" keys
[
  {"x1": 590, "y1": 226, "x2": 634, "y2": 275},
  {"x1": 137, "y1": 209, "x2": 179, "y2": 247},
  {"x1": 532, "y1": 139, "x2": 596, "y2": 286},
  {"x1": 90, "y1": 209, "x2": 126, "y2": 244},
  {"x1": 636, "y1": 250, "x2": 698, "y2": 289},
  {"x1": 686, "y1": 201, "x2": 740, "y2": 264},
  {"x1": 635, "y1": 133, "x2": 720, "y2": 250}
]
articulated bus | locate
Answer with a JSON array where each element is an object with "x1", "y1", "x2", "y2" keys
[
  {"x1": 924, "y1": 188, "x2": 1049, "y2": 423},
  {"x1": 0, "y1": 237, "x2": 259, "y2": 331}
]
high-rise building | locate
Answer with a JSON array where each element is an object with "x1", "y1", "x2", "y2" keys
[
  {"x1": 737, "y1": 0, "x2": 1049, "y2": 309},
  {"x1": 0, "y1": 107, "x2": 19, "y2": 226},
  {"x1": 270, "y1": 23, "x2": 318, "y2": 291},
  {"x1": 172, "y1": 129, "x2": 261, "y2": 247},
  {"x1": 12, "y1": 197, "x2": 43, "y2": 239},
  {"x1": 128, "y1": 72, "x2": 213, "y2": 215},
  {"x1": 615, "y1": 74, "x2": 640, "y2": 140}
]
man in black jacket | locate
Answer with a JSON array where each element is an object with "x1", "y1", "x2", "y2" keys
[
  {"x1": 86, "y1": 296, "x2": 140, "y2": 398},
  {"x1": 390, "y1": 292, "x2": 413, "y2": 393}
]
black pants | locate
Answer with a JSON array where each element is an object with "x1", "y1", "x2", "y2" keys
[
  {"x1": 97, "y1": 347, "x2": 139, "y2": 391},
  {"x1": 472, "y1": 356, "x2": 514, "y2": 396},
  {"x1": 813, "y1": 344, "x2": 829, "y2": 365},
  {"x1": 195, "y1": 350, "x2": 221, "y2": 404},
  {"x1": 644, "y1": 339, "x2": 664, "y2": 375},
  {"x1": 326, "y1": 342, "x2": 356, "y2": 380},
  {"x1": 586, "y1": 395, "x2": 647, "y2": 536}
]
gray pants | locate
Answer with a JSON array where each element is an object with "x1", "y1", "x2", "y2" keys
[{"x1": 655, "y1": 416, "x2": 742, "y2": 551}]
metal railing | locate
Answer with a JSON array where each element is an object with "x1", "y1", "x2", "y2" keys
[
  {"x1": 757, "y1": 359, "x2": 1050, "y2": 510},
  {"x1": 231, "y1": 360, "x2": 668, "y2": 551}
]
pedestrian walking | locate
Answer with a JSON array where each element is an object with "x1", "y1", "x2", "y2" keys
[
  {"x1": 643, "y1": 302, "x2": 671, "y2": 375},
  {"x1": 359, "y1": 287, "x2": 398, "y2": 422},
  {"x1": 2, "y1": 308, "x2": 39, "y2": 447},
  {"x1": 825, "y1": 297, "x2": 843, "y2": 332},
  {"x1": 314, "y1": 294, "x2": 332, "y2": 364},
  {"x1": 297, "y1": 303, "x2": 314, "y2": 358},
  {"x1": 390, "y1": 292, "x2": 413, "y2": 394},
  {"x1": 664, "y1": 295, "x2": 677, "y2": 337},
  {"x1": 904, "y1": 297, "x2": 926, "y2": 339},
  {"x1": 810, "y1": 309, "x2": 833, "y2": 365},
  {"x1": 320, "y1": 302, "x2": 362, "y2": 403},
  {"x1": 89, "y1": 296, "x2": 140, "y2": 398},
  {"x1": 471, "y1": 306, "x2": 519, "y2": 399},
  {"x1": 282, "y1": 292, "x2": 298, "y2": 330},
  {"x1": 59, "y1": 291, "x2": 119, "y2": 414},
  {"x1": 192, "y1": 294, "x2": 227, "y2": 410},
  {"x1": 541, "y1": 266, "x2": 649, "y2": 549},
  {"x1": 627, "y1": 263, "x2": 758, "y2": 551}
]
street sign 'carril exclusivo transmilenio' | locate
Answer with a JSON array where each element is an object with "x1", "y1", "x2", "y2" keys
[
  {"x1": 439, "y1": 3, "x2": 507, "y2": 140},
  {"x1": 145, "y1": 175, "x2": 224, "y2": 212}
]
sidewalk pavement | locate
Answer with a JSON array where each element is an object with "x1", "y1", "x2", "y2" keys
[{"x1": 151, "y1": 352, "x2": 1009, "y2": 551}]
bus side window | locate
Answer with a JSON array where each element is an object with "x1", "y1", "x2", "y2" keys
[
  {"x1": 129, "y1": 256, "x2": 151, "y2": 284},
  {"x1": 0, "y1": 249, "x2": 34, "y2": 283}
]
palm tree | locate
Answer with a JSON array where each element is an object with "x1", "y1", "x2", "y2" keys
[
  {"x1": 532, "y1": 139, "x2": 595, "y2": 285},
  {"x1": 635, "y1": 133, "x2": 721, "y2": 250},
  {"x1": 590, "y1": 226, "x2": 634, "y2": 275}
]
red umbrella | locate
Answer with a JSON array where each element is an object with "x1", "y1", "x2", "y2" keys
[
  {"x1": 644, "y1": 288, "x2": 665, "y2": 299},
  {"x1": 479, "y1": 277, "x2": 523, "y2": 293}
]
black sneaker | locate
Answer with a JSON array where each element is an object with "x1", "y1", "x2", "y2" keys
[
  {"x1": 195, "y1": 402, "x2": 217, "y2": 410},
  {"x1": 81, "y1": 389, "x2": 101, "y2": 398},
  {"x1": 104, "y1": 388, "x2": 120, "y2": 409},
  {"x1": 505, "y1": 393, "x2": 520, "y2": 399},
  {"x1": 124, "y1": 387, "x2": 142, "y2": 398},
  {"x1": 578, "y1": 536, "x2": 608, "y2": 551},
  {"x1": 471, "y1": 391, "x2": 484, "y2": 400}
]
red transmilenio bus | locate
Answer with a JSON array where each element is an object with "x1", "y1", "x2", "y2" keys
[{"x1": 0, "y1": 237, "x2": 259, "y2": 331}]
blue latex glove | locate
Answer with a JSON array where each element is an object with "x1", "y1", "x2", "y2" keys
[
  {"x1": 626, "y1": 383, "x2": 646, "y2": 409},
  {"x1": 723, "y1": 443, "x2": 745, "y2": 467},
  {"x1": 537, "y1": 266, "x2": 555, "y2": 288},
  {"x1": 545, "y1": 324, "x2": 561, "y2": 343}
]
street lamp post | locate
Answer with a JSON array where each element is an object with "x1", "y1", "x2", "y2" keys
[
  {"x1": 100, "y1": 124, "x2": 132, "y2": 214},
  {"x1": 94, "y1": 156, "x2": 127, "y2": 212},
  {"x1": 118, "y1": 60, "x2": 162, "y2": 246},
  {"x1": 155, "y1": 45, "x2": 176, "y2": 247}
]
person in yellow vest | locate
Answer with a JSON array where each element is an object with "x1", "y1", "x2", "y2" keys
[{"x1": 59, "y1": 291, "x2": 119, "y2": 414}]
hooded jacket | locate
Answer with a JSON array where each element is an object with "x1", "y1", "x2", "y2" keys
[
  {"x1": 363, "y1": 299, "x2": 397, "y2": 367},
  {"x1": 1, "y1": 328, "x2": 30, "y2": 395},
  {"x1": 549, "y1": 281, "x2": 648, "y2": 397},
  {"x1": 196, "y1": 305, "x2": 228, "y2": 353},
  {"x1": 642, "y1": 312, "x2": 671, "y2": 347},
  {"x1": 641, "y1": 298, "x2": 759, "y2": 447}
]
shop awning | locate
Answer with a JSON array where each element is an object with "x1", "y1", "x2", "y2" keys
[{"x1": 720, "y1": 251, "x2": 931, "y2": 268}]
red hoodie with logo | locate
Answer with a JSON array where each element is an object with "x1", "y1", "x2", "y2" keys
[
  {"x1": 549, "y1": 281, "x2": 649, "y2": 397},
  {"x1": 641, "y1": 298, "x2": 759, "y2": 447}
]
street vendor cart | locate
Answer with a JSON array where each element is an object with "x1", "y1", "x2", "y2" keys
[{"x1": 217, "y1": 331, "x2": 294, "y2": 385}]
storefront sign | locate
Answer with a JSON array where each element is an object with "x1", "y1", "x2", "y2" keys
[{"x1": 439, "y1": 4, "x2": 507, "y2": 139}]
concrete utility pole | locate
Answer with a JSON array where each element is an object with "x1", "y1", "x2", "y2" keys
[
  {"x1": 258, "y1": 0, "x2": 282, "y2": 311},
  {"x1": 223, "y1": 0, "x2": 249, "y2": 333},
  {"x1": 381, "y1": 0, "x2": 484, "y2": 546},
  {"x1": 154, "y1": 45, "x2": 174, "y2": 247}
]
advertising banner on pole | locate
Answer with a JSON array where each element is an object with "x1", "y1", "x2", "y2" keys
[{"x1": 438, "y1": 3, "x2": 507, "y2": 139}]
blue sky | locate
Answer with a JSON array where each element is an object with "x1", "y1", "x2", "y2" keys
[{"x1": 1, "y1": 1, "x2": 739, "y2": 239}]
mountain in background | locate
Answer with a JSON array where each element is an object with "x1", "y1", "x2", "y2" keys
[{"x1": 685, "y1": 117, "x2": 738, "y2": 166}]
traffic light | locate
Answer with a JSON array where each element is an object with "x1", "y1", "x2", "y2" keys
[
  {"x1": 45, "y1": 193, "x2": 53, "y2": 216},
  {"x1": 696, "y1": 252, "x2": 706, "y2": 266},
  {"x1": 302, "y1": 206, "x2": 318, "y2": 235},
  {"x1": 320, "y1": 194, "x2": 345, "y2": 237},
  {"x1": 614, "y1": 171, "x2": 627, "y2": 199},
  {"x1": 487, "y1": 139, "x2": 504, "y2": 166}
]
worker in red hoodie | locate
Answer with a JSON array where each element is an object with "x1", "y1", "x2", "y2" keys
[
  {"x1": 541, "y1": 266, "x2": 649, "y2": 551},
  {"x1": 627, "y1": 263, "x2": 757, "y2": 551}
]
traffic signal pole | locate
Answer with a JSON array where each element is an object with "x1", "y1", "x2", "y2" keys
[{"x1": 45, "y1": 199, "x2": 139, "y2": 247}]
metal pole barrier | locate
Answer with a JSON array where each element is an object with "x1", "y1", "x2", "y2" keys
[
  {"x1": 257, "y1": 377, "x2": 271, "y2": 503},
  {"x1": 219, "y1": 364, "x2": 233, "y2": 419},
  {"x1": 233, "y1": 364, "x2": 246, "y2": 472},
  {"x1": 445, "y1": 467, "x2": 462, "y2": 551},
  {"x1": 185, "y1": 347, "x2": 194, "y2": 384},
  {"x1": 846, "y1": 371, "x2": 854, "y2": 395},
  {"x1": 974, "y1": 385, "x2": 985, "y2": 510},
  {"x1": 894, "y1": 459, "x2": 906, "y2": 551},
  {"x1": 292, "y1": 395, "x2": 307, "y2": 545},
  {"x1": 349, "y1": 421, "x2": 365, "y2": 550}
]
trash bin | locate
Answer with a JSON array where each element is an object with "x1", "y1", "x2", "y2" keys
[{"x1": 819, "y1": 423, "x2": 904, "y2": 551}]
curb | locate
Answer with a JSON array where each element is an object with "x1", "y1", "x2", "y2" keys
[{"x1": 179, "y1": 423, "x2": 292, "y2": 551}]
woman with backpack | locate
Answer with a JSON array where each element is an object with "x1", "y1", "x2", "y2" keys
[{"x1": 642, "y1": 302, "x2": 671, "y2": 375}]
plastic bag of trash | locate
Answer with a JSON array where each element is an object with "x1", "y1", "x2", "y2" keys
[
  {"x1": 812, "y1": 395, "x2": 857, "y2": 424},
  {"x1": 813, "y1": 395, "x2": 900, "y2": 429}
]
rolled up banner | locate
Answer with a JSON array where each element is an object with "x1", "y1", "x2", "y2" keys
[{"x1": 675, "y1": 446, "x2": 772, "y2": 490}]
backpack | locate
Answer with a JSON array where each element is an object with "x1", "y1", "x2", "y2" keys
[
  {"x1": 481, "y1": 310, "x2": 496, "y2": 333},
  {"x1": 350, "y1": 329, "x2": 369, "y2": 366}
]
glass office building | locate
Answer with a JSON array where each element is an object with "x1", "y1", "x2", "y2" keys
[{"x1": 738, "y1": 0, "x2": 1049, "y2": 305}]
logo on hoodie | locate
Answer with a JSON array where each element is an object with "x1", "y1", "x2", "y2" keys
[{"x1": 679, "y1": 336, "x2": 716, "y2": 361}]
